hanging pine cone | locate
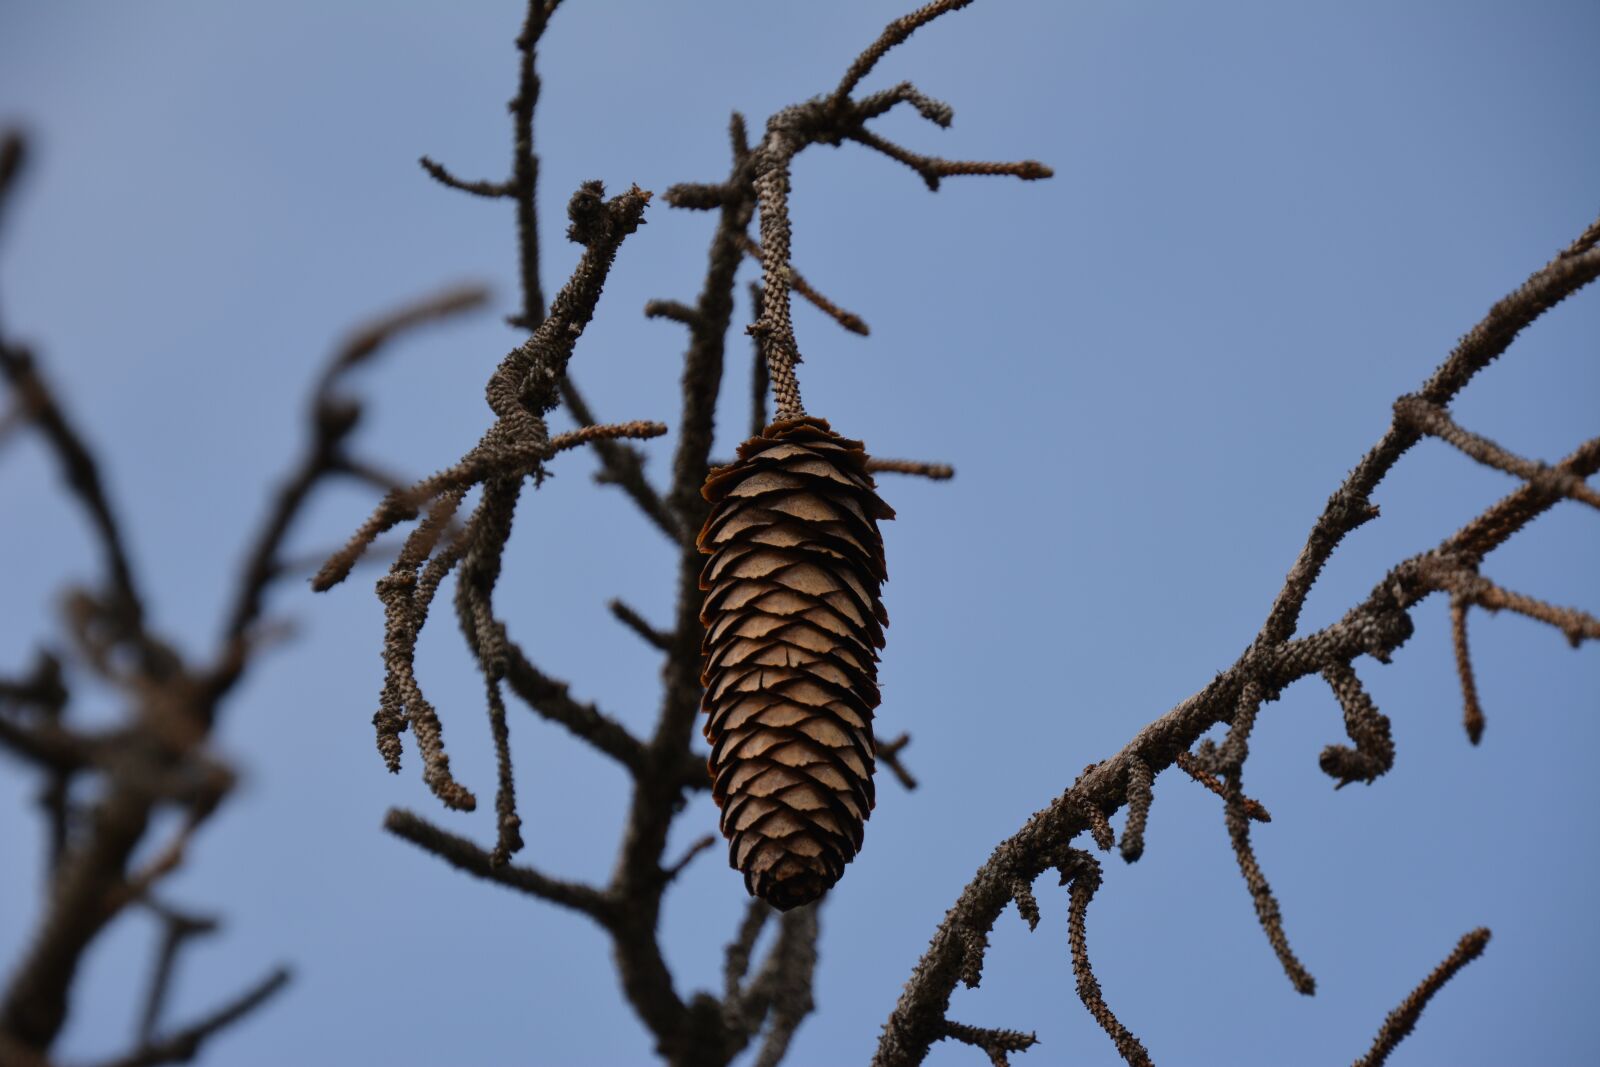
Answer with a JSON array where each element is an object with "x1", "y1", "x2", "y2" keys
[{"x1": 697, "y1": 416, "x2": 894, "y2": 910}]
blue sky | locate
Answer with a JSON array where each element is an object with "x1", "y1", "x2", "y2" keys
[{"x1": 1, "y1": 2, "x2": 1597, "y2": 1064}]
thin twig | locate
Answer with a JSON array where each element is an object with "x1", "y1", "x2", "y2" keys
[
  {"x1": 749, "y1": 282, "x2": 769, "y2": 437},
  {"x1": 548, "y1": 419, "x2": 667, "y2": 454},
  {"x1": 1173, "y1": 752, "x2": 1271, "y2": 823},
  {"x1": 502, "y1": 643, "x2": 652, "y2": 776},
  {"x1": 216, "y1": 284, "x2": 490, "y2": 680},
  {"x1": 1260, "y1": 221, "x2": 1600, "y2": 647},
  {"x1": 136, "y1": 907, "x2": 218, "y2": 1042},
  {"x1": 1352, "y1": 928, "x2": 1491, "y2": 1067},
  {"x1": 607, "y1": 599, "x2": 672, "y2": 652},
  {"x1": 723, "y1": 900, "x2": 771, "y2": 1002},
  {"x1": 1449, "y1": 596, "x2": 1486, "y2": 745},
  {"x1": 747, "y1": 905, "x2": 821, "y2": 1067},
  {"x1": 1223, "y1": 782, "x2": 1315, "y2": 995},
  {"x1": 1394, "y1": 395, "x2": 1600, "y2": 510},
  {"x1": 1417, "y1": 560, "x2": 1600, "y2": 649},
  {"x1": 560, "y1": 378, "x2": 681, "y2": 541},
  {"x1": 82, "y1": 967, "x2": 289, "y2": 1067},
  {"x1": 737, "y1": 234, "x2": 869, "y2": 336},
  {"x1": 1448, "y1": 436, "x2": 1600, "y2": 565},
  {"x1": 833, "y1": 0, "x2": 976, "y2": 104},
  {"x1": 936, "y1": 1019, "x2": 1037, "y2": 1067},
  {"x1": 419, "y1": 156, "x2": 514, "y2": 198},
  {"x1": 1119, "y1": 757, "x2": 1152, "y2": 864},
  {"x1": 1318, "y1": 662, "x2": 1396, "y2": 787},
  {"x1": 384, "y1": 808, "x2": 615, "y2": 922},
  {"x1": 866, "y1": 458, "x2": 955, "y2": 480},
  {"x1": 878, "y1": 732, "x2": 920, "y2": 790},
  {"x1": 0, "y1": 342, "x2": 146, "y2": 638},
  {"x1": 1061, "y1": 852, "x2": 1152, "y2": 1066},
  {"x1": 663, "y1": 835, "x2": 717, "y2": 883}
]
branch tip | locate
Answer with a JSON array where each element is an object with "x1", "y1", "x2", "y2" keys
[{"x1": 1353, "y1": 928, "x2": 1491, "y2": 1067}]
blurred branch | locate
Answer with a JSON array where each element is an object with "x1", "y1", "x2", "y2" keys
[
  {"x1": 212, "y1": 284, "x2": 491, "y2": 699},
  {"x1": 385, "y1": 808, "x2": 615, "y2": 922},
  {"x1": 560, "y1": 377, "x2": 682, "y2": 541},
  {"x1": 82, "y1": 966, "x2": 290, "y2": 1067},
  {"x1": 867, "y1": 457, "x2": 955, "y2": 481},
  {"x1": 0, "y1": 126, "x2": 469, "y2": 1060},
  {"x1": 608, "y1": 599, "x2": 672, "y2": 652},
  {"x1": 878, "y1": 732, "x2": 920, "y2": 791},
  {"x1": 136, "y1": 903, "x2": 218, "y2": 1043}
]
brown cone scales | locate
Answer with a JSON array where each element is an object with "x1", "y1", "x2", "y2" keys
[{"x1": 697, "y1": 416, "x2": 894, "y2": 910}]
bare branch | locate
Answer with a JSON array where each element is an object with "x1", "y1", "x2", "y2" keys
[
  {"x1": 747, "y1": 906, "x2": 820, "y2": 1067},
  {"x1": 607, "y1": 599, "x2": 672, "y2": 652},
  {"x1": 1352, "y1": 928, "x2": 1491, "y2": 1067},
  {"x1": 846, "y1": 128, "x2": 1053, "y2": 192},
  {"x1": 560, "y1": 377, "x2": 682, "y2": 542},
  {"x1": 216, "y1": 284, "x2": 490, "y2": 677},
  {"x1": 0, "y1": 131, "x2": 25, "y2": 234},
  {"x1": 1395, "y1": 395, "x2": 1600, "y2": 510},
  {"x1": 1174, "y1": 752, "x2": 1271, "y2": 823},
  {"x1": 502, "y1": 642, "x2": 652, "y2": 776},
  {"x1": 1418, "y1": 559, "x2": 1600, "y2": 649},
  {"x1": 936, "y1": 1019, "x2": 1037, "y2": 1067},
  {"x1": 1061, "y1": 852, "x2": 1151, "y2": 1066},
  {"x1": 1119, "y1": 756, "x2": 1152, "y2": 864},
  {"x1": 1260, "y1": 218, "x2": 1600, "y2": 646},
  {"x1": 749, "y1": 283, "x2": 769, "y2": 438},
  {"x1": 1449, "y1": 596, "x2": 1487, "y2": 745},
  {"x1": 384, "y1": 808, "x2": 615, "y2": 922},
  {"x1": 663, "y1": 835, "x2": 717, "y2": 884},
  {"x1": 746, "y1": 16, "x2": 1051, "y2": 428},
  {"x1": 0, "y1": 342, "x2": 147, "y2": 642},
  {"x1": 548, "y1": 419, "x2": 667, "y2": 455},
  {"x1": 737, "y1": 233, "x2": 869, "y2": 336},
  {"x1": 1224, "y1": 782, "x2": 1315, "y2": 995},
  {"x1": 645, "y1": 299, "x2": 704, "y2": 327},
  {"x1": 1215, "y1": 678, "x2": 1265, "y2": 775},
  {"x1": 723, "y1": 900, "x2": 771, "y2": 1002},
  {"x1": 135, "y1": 906, "x2": 217, "y2": 1043},
  {"x1": 662, "y1": 181, "x2": 732, "y2": 211},
  {"x1": 418, "y1": 155, "x2": 514, "y2": 198},
  {"x1": 878, "y1": 732, "x2": 920, "y2": 791},
  {"x1": 833, "y1": 0, "x2": 975, "y2": 104},
  {"x1": 877, "y1": 208, "x2": 1600, "y2": 1065},
  {"x1": 77, "y1": 967, "x2": 289, "y2": 1067},
  {"x1": 1445, "y1": 436, "x2": 1600, "y2": 564},
  {"x1": 867, "y1": 457, "x2": 955, "y2": 480},
  {"x1": 1318, "y1": 662, "x2": 1396, "y2": 787},
  {"x1": 319, "y1": 284, "x2": 492, "y2": 392}
]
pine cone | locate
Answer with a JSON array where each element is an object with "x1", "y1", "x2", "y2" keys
[{"x1": 697, "y1": 416, "x2": 894, "y2": 910}]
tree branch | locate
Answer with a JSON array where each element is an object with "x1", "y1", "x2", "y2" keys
[
  {"x1": 1352, "y1": 928, "x2": 1491, "y2": 1067},
  {"x1": 874, "y1": 214, "x2": 1600, "y2": 1067},
  {"x1": 384, "y1": 808, "x2": 615, "y2": 922},
  {"x1": 79, "y1": 966, "x2": 289, "y2": 1067}
]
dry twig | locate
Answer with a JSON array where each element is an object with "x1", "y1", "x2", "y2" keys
[
  {"x1": 1061, "y1": 852, "x2": 1151, "y2": 1065},
  {"x1": 1352, "y1": 928, "x2": 1491, "y2": 1067}
]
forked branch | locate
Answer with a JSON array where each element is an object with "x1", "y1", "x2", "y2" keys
[{"x1": 874, "y1": 214, "x2": 1600, "y2": 1066}]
